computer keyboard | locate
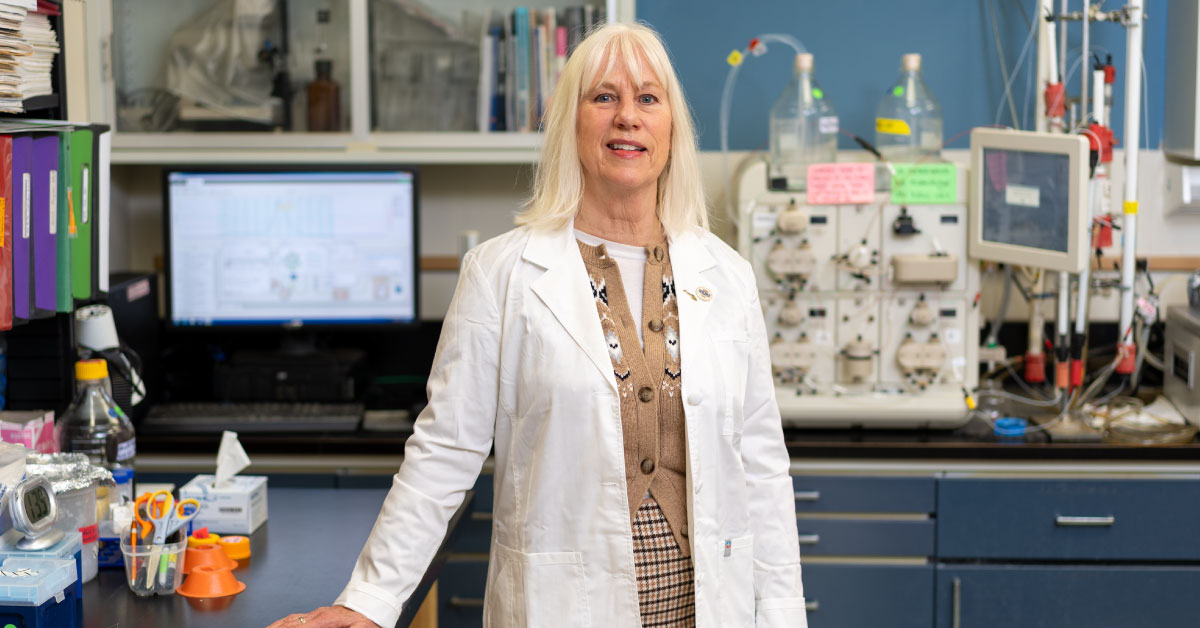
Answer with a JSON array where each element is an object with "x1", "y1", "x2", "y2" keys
[{"x1": 143, "y1": 402, "x2": 364, "y2": 434}]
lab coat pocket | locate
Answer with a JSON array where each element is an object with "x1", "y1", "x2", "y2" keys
[
  {"x1": 718, "y1": 534, "x2": 756, "y2": 627},
  {"x1": 491, "y1": 541, "x2": 591, "y2": 628}
]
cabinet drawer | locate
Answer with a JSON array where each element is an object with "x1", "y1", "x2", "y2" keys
[
  {"x1": 793, "y1": 476, "x2": 935, "y2": 513},
  {"x1": 797, "y1": 519, "x2": 934, "y2": 557},
  {"x1": 437, "y1": 559, "x2": 488, "y2": 628},
  {"x1": 803, "y1": 563, "x2": 933, "y2": 628},
  {"x1": 938, "y1": 477, "x2": 1200, "y2": 560},
  {"x1": 935, "y1": 564, "x2": 1200, "y2": 628}
]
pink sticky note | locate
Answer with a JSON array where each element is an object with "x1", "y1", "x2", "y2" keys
[{"x1": 805, "y1": 163, "x2": 876, "y2": 205}]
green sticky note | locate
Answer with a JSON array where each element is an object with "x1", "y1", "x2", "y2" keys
[{"x1": 891, "y1": 163, "x2": 958, "y2": 204}]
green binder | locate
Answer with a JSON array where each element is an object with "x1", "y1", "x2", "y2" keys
[
  {"x1": 55, "y1": 132, "x2": 71, "y2": 312},
  {"x1": 69, "y1": 129, "x2": 93, "y2": 300}
]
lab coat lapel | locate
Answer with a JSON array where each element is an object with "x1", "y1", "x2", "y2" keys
[
  {"x1": 524, "y1": 225, "x2": 618, "y2": 392},
  {"x1": 669, "y1": 229, "x2": 717, "y2": 362}
]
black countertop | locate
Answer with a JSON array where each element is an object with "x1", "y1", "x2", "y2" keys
[{"x1": 84, "y1": 487, "x2": 472, "y2": 628}]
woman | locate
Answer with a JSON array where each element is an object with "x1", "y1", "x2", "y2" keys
[{"x1": 269, "y1": 22, "x2": 806, "y2": 628}]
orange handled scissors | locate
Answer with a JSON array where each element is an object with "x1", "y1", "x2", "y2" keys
[{"x1": 148, "y1": 491, "x2": 201, "y2": 545}]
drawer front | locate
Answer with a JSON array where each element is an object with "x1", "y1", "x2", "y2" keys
[
  {"x1": 797, "y1": 519, "x2": 934, "y2": 557},
  {"x1": 437, "y1": 559, "x2": 488, "y2": 628},
  {"x1": 803, "y1": 563, "x2": 933, "y2": 628},
  {"x1": 935, "y1": 564, "x2": 1200, "y2": 628},
  {"x1": 451, "y1": 474, "x2": 495, "y2": 554},
  {"x1": 793, "y1": 476, "x2": 935, "y2": 513},
  {"x1": 938, "y1": 477, "x2": 1200, "y2": 560}
]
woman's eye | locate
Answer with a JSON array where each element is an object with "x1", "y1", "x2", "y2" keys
[
  {"x1": 639, "y1": 94, "x2": 658, "y2": 104},
  {"x1": 595, "y1": 94, "x2": 614, "y2": 103}
]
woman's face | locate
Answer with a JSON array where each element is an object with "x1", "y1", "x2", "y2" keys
[{"x1": 576, "y1": 60, "x2": 672, "y2": 199}]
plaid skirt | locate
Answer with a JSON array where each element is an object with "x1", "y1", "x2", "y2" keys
[{"x1": 632, "y1": 498, "x2": 696, "y2": 627}]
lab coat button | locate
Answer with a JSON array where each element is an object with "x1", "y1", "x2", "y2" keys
[
  {"x1": 649, "y1": 318, "x2": 664, "y2": 332},
  {"x1": 639, "y1": 387, "x2": 655, "y2": 402},
  {"x1": 653, "y1": 246, "x2": 665, "y2": 261},
  {"x1": 687, "y1": 393, "x2": 702, "y2": 406},
  {"x1": 640, "y1": 458, "x2": 656, "y2": 474}
]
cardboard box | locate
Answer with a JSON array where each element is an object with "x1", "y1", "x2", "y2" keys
[
  {"x1": 179, "y1": 475, "x2": 268, "y2": 535},
  {"x1": 0, "y1": 411, "x2": 58, "y2": 454}
]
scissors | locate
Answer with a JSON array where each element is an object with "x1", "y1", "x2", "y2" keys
[
  {"x1": 132, "y1": 492, "x2": 156, "y2": 541},
  {"x1": 146, "y1": 490, "x2": 201, "y2": 545}
]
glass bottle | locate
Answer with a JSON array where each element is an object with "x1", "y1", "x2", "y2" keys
[
  {"x1": 307, "y1": 8, "x2": 341, "y2": 132},
  {"x1": 875, "y1": 53, "x2": 943, "y2": 162},
  {"x1": 769, "y1": 53, "x2": 838, "y2": 189},
  {"x1": 59, "y1": 359, "x2": 136, "y2": 472}
]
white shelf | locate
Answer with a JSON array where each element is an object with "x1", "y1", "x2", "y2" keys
[{"x1": 111, "y1": 131, "x2": 545, "y2": 165}]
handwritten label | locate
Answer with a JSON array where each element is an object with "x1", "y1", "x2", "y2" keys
[
  {"x1": 82, "y1": 166, "x2": 90, "y2": 223},
  {"x1": 22, "y1": 173, "x2": 29, "y2": 239},
  {"x1": 48, "y1": 170, "x2": 56, "y2": 235},
  {"x1": 876, "y1": 118, "x2": 911, "y2": 136},
  {"x1": 1005, "y1": 184, "x2": 1040, "y2": 208},
  {"x1": 806, "y1": 162, "x2": 875, "y2": 205},
  {"x1": 891, "y1": 163, "x2": 957, "y2": 205},
  {"x1": 818, "y1": 116, "x2": 839, "y2": 134}
]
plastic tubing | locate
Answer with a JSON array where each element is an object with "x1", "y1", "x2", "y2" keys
[
  {"x1": 986, "y1": 266, "x2": 1015, "y2": 347},
  {"x1": 720, "y1": 34, "x2": 806, "y2": 226},
  {"x1": 993, "y1": 13, "x2": 1039, "y2": 127}
]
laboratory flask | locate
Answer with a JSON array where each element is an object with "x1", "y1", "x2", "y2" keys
[
  {"x1": 875, "y1": 53, "x2": 943, "y2": 162},
  {"x1": 769, "y1": 53, "x2": 838, "y2": 189}
]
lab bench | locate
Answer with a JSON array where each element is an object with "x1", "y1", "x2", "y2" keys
[
  {"x1": 82, "y1": 487, "x2": 472, "y2": 628},
  {"x1": 133, "y1": 434, "x2": 1200, "y2": 628}
]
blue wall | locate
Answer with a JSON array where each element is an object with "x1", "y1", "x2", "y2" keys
[{"x1": 639, "y1": 0, "x2": 1166, "y2": 151}]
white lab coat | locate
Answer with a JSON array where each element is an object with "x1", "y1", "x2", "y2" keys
[{"x1": 335, "y1": 223, "x2": 807, "y2": 628}]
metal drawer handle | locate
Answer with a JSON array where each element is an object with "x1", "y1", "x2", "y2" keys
[
  {"x1": 952, "y1": 577, "x2": 961, "y2": 628},
  {"x1": 1055, "y1": 515, "x2": 1115, "y2": 527},
  {"x1": 448, "y1": 596, "x2": 485, "y2": 609},
  {"x1": 797, "y1": 534, "x2": 820, "y2": 545},
  {"x1": 805, "y1": 599, "x2": 819, "y2": 612},
  {"x1": 794, "y1": 490, "x2": 821, "y2": 502}
]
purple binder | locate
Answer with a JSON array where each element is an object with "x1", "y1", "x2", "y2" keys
[
  {"x1": 31, "y1": 133, "x2": 57, "y2": 313},
  {"x1": 11, "y1": 134, "x2": 31, "y2": 320}
]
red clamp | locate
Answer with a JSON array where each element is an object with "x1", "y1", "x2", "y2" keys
[
  {"x1": 1087, "y1": 124, "x2": 1116, "y2": 163},
  {"x1": 1044, "y1": 83, "x2": 1066, "y2": 118},
  {"x1": 1096, "y1": 214, "x2": 1114, "y2": 248},
  {"x1": 1024, "y1": 352, "x2": 1046, "y2": 384},
  {"x1": 1115, "y1": 343, "x2": 1137, "y2": 375},
  {"x1": 1069, "y1": 359, "x2": 1083, "y2": 388},
  {"x1": 1103, "y1": 64, "x2": 1116, "y2": 84}
]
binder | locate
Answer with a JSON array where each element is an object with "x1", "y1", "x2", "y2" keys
[
  {"x1": 55, "y1": 131, "x2": 71, "y2": 311},
  {"x1": 30, "y1": 133, "x2": 58, "y2": 315},
  {"x1": 11, "y1": 135, "x2": 31, "y2": 321},
  {"x1": 95, "y1": 127, "x2": 111, "y2": 294},
  {"x1": 0, "y1": 135, "x2": 11, "y2": 331},
  {"x1": 69, "y1": 128, "x2": 92, "y2": 300}
]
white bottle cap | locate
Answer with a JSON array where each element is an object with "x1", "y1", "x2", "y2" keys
[
  {"x1": 902, "y1": 53, "x2": 922, "y2": 72},
  {"x1": 796, "y1": 53, "x2": 814, "y2": 73}
]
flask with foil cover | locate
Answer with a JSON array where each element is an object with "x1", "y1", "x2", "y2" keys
[{"x1": 875, "y1": 53, "x2": 943, "y2": 161}]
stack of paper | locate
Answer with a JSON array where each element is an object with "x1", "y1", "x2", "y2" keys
[
  {"x1": 18, "y1": 11, "x2": 57, "y2": 99},
  {"x1": 0, "y1": 1, "x2": 58, "y2": 114},
  {"x1": 0, "y1": 2, "x2": 29, "y2": 113}
]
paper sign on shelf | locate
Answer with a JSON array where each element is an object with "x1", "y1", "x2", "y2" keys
[{"x1": 805, "y1": 163, "x2": 875, "y2": 205}]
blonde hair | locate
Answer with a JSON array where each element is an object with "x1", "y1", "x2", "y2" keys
[{"x1": 516, "y1": 22, "x2": 708, "y2": 235}]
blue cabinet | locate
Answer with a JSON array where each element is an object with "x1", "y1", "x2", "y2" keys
[
  {"x1": 804, "y1": 564, "x2": 933, "y2": 628},
  {"x1": 934, "y1": 564, "x2": 1200, "y2": 628}
]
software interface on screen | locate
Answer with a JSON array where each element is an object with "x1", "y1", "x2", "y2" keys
[
  {"x1": 980, "y1": 148, "x2": 1071, "y2": 253},
  {"x1": 168, "y1": 171, "x2": 416, "y2": 326}
]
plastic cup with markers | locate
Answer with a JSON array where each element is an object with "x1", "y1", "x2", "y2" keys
[{"x1": 120, "y1": 534, "x2": 187, "y2": 596}]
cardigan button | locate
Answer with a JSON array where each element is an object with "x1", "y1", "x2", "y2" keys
[
  {"x1": 640, "y1": 458, "x2": 656, "y2": 474},
  {"x1": 648, "y1": 319, "x2": 664, "y2": 333},
  {"x1": 681, "y1": 524, "x2": 689, "y2": 537},
  {"x1": 639, "y1": 387, "x2": 655, "y2": 402},
  {"x1": 653, "y1": 246, "x2": 665, "y2": 262}
]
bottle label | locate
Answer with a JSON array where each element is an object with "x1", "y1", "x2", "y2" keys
[
  {"x1": 876, "y1": 118, "x2": 912, "y2": 136},
  {"x1": 819, "y1": 116, "x2": 839, "y2": 134},
  {"x1": 79, "y1": 523, "x2": 99, "y2": 544},
  {"x1": 117, "y1": 438, "x2": 136, "y2": 462}
]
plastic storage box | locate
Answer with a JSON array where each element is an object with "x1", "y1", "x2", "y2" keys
[
  {"x1": 0, "y1": 531, "x2": 83, "y2": 617},
  {"x1": 0, "y1": 557, "x2": 78, "y2": 628}
]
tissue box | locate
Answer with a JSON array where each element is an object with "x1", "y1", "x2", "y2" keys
[
  {"x1": 0, "y1": 411, "x2": 58, "y2": 453},
  {"x1": 179, "y1": 475, "x2": 268, "y2": 535}
]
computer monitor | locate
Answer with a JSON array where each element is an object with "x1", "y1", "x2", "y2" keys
[
  {"x1": 164, "y1": 165, "x2": 419, "y2": 328},
  {"x1": 968, "y1": 128, "x2": 1090, "y2": 273}
]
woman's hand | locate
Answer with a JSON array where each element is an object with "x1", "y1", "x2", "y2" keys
[{"x1": 265, "y1": 605, "x2": 380, "y2": 628}]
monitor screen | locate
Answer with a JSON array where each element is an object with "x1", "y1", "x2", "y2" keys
[
  {"x1": 166, "y1": 168, "x2": 417, "y2": 327},
  {"x1": 979, "y1": 148, "x2": 1071, "y2": 253}
]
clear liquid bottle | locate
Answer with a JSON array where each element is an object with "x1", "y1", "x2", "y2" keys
[
  {"x1": 769, "y1": 53, "x2": 838, "y2": 189},
  {"x1": 875, "y1": 53, "x2": 943, "y2": 162},
  {"x1": 60, "y1": 359, "x2": 136, "y2": 472}
]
